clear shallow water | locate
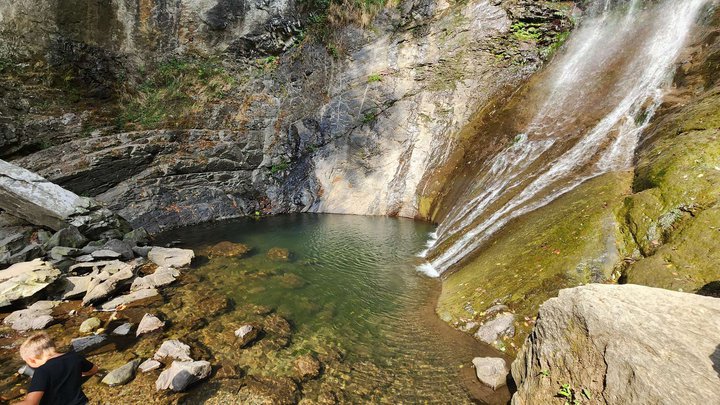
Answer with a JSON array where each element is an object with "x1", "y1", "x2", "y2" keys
[{"x1": 161, "y1": 214, "x2": 508, "y2": 403}]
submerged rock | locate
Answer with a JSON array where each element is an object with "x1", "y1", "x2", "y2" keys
[
  {"x1": 267, "y1": 247, "x2": 290, "y2": 261},
  {"x1": 155, "y1": 360, "x2": 211, "y2": 391},
  {"x1": 294, "y1": 355, "x2": 321, "y2": 381},
  {"x1": 71, "y1": 334, "x2": 108, "y2": 352},
  {"x1": 79, "y1": 317, "x2": 102, "y2": 333},
  {"x1": 148, "y1": 247, "x2": 194, "y2": 268},
  {"x1": 511, "y1": 284, "x2": 720, "y2": 405},
  {"x1": 236, "y1": 376, "x2": 299, "y2": 404},
  {"x1": 207, "y1": 241, "x2": 251, "y2": 258},
  {"x1": 102, "y1": 359, "x2": 141, "y2": 386},
  {"x1": 112, "y1": 322, "x2": 133, "y2": 336},
  {"x1": 472, "y1": 357, "x2": 508, "y2": 390},
  {"x1": 136, "y1": 313, "x2": 165, "y2": 336},
  {"x1": 475, "y1": 313, "x2": 515, "y2": 345},
  {"x1": 234, "y1": 324, "x2": 260, "y2": 347},
  {"x1": 154, "y1": 340, "x2": 192, "y2": 362},
  {"x1": 0, "y1": 259, "x2": 61, "y2": 307}
]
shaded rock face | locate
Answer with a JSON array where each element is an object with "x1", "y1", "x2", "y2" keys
[
  {"x1": 3, "y1": 0, "x2": 573, "y2": 232},
  {"x1": 511, "y1": 284, "x2": 720, "y2": 405}
]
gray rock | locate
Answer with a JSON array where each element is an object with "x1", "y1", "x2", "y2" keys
[
  {"x1": 74, "y1": 254, "x2": 95, "y2": 263},
  {"x1": 45, "y1": 227, "x2": 88, "y2": 250},
  {"x1": 153, "y1": 340, "x2": 192, "y2": 362},
  {"x1": 82, "y1": 262, "x2": 135, "y2": 305},
  {"x1": 132, "y1": 246, "x2": 152, "y2": 258},
  {"x1": 18, "y1": 364, "x2": 34, "y2": 377},
  {"x1": 90, "y1": 249, "x2": 122, "y2": 259},
  {"x1": 112, "y1": 322, "x2": 133, "y2": 336},
  {"x1": 511, "y1": 284, "x2": 720, "y2": 405},
  {"x1": 101, "y1": 239, "x2": 134, "y2": 260},
  {"x1": 155, "y1": 360, "x2": 211, "y2": 391},
  {"x1": 49, "y1": 246, "x2": 80, "y2": 261},
  {"x1": 472, "y1": 357, "x2": 508, "y2": 390},
  {"x1": 130, "y1": 267, "x2": 179, "y2": 291},
  {"x1": 3, "y1": 300, "x2": 59, "y2": 331},
  {"x1": 136, "y1": 313, "x2": 165, "y2": 336},
  {"x1": 123, "y1": 228, "x2": 149, "y2": 246},
  {"x1": 475, "y1": 313, "x2": 515, "y2": 345},
  {"x1": 79, "y1": 240, "x2": 104, "y2": 255},
  {"x1": 99, "y1": 288, "x2": 159, "y2": 311},
  {"x1": 79, "y1": 317, "x2": 102, "y2": 333},
  {"x1": 71, "y1": 334, "x2": 107, "y2": 352},
  {"x1": 0, "y1": 160, "x2": 129, "y2": 238},
  {"x1": 138, "y1": 359, "x2": 162, "y2": 373},
  {"x1": 148, "y1": 247, "x2": 194, "y2": 268},
  {"x1": 101, "y1": 359, "x2": 141, "y2": 386},
  {"x1": 484, "y1": 304, "x2": 510, "y2": 317},
  {"x1": 0, "y1": 259, "x2": 61, "y2": 307},
  {"x1": 61, "y1": 275, "x2": 94, "y2": 299},
  {"x1": 234, "y1": 324, "x2": 260, "y2": 347}
]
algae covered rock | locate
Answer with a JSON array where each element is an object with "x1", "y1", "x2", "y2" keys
[
  {"x1": 234, "y1": 324, "x2": 260, "y2": 347},
  {"x1": 511, "y1": 284, "x2": 720, "y2": 405},
  {"x1": 267, "y1": 247, "x2": 290, "y2": 261},
  {"x1": 207, "y1": 241, "x2": 251, "y2": 258}
]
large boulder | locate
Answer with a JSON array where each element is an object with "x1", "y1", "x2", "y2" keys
[
  {"x1": 148, "y1": 247, "x2": 194, "y2": 268},
  {"x1": 155, "y1": 360, "x2": 211, "y2": 391},
  {"x1": 0, "y1": 259, "x2": 61, "y2": 307},
  {"x1": 0, "y1": 160, "x2": 128, "y2": 238},
  {"x1": 82, "y1": 261, "x2": 135, "y2": 305},
  {"x1": 511, "y1": 284, "x2": 720, "y2": 405}
]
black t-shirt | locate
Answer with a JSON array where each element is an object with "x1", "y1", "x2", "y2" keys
[{"x1": 28, "y1": 351, "x2": 93, "y2": 405}]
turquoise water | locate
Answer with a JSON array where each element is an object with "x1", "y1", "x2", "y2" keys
[{"x1": 161, "y1": 214, "x2": 509, "y2": 403}]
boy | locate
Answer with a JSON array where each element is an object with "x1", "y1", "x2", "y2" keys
[{"x1": 16, "y1": 332, "x2": 98, "y2": 405}]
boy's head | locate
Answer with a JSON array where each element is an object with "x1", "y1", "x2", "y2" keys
[{"x1": 20, "y1": 332, "x2": 57, "y2": 368}]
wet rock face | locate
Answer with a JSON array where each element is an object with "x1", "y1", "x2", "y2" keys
[{"x1": 511, "y1": 284, "x2": 720, "y2": 405}]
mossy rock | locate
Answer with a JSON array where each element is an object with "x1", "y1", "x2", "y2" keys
[{"x1": 438, "y1": 172, "x2": 632, "y2": 355}]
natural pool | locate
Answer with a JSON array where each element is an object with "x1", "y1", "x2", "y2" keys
[{"x1": 1, "y1": 214, "x2": 509, "y2": 404}]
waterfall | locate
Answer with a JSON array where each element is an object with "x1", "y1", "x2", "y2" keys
[{"x1": 420, "y1": 0, "x2": 712, "y2": 276}]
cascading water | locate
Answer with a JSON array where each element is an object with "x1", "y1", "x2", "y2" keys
[{"x1": 420, "y1": 0, "x2": 712, "y2": 276}]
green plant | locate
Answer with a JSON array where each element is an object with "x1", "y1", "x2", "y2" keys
[
  {"x1": 270, "y1": 161, "x2": 290, "y2": 174},
  {"x1": 362, "y1": 111, "x2": 377, "y2": 124},
  {"x1": 557, "y1": 383, "x2": 582, "y2": 405},
  {"x1": 539, "y1": 369, "x2": 549, "y2": 377},
  {"x1": 367, "y1": 73, "x2": 382, "y2": 83},
  {"x1": 512, "y1": 21, "x2": 542, "y2": 41}
]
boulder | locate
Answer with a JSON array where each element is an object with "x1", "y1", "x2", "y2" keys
[
  {"x1": 123, "y1": 228, "x2": 150, "y2": 247},
  {"x1": 0, "y1": 259, "x2": 61, "y2": 307},
  {"x1": 0, "y1": 160, "x2": 129, "y2": 238},
  {"x1": 294, "y1": 355, "x2": 321, "y2": 381},
  {"x1": 154, "y1": 340, "x2": 192, "y2": 362},
  {"x1": 3, "y1": 301, "x2": 59, "y2": 331},
  {"x1": 267, "y1": 247, "x2": 290, "y2": 261},
  {"x1": 82, "y1": 263, "x2": 135, "y2": 305},
  {"x1": 99, "y1": 288, "x2": 159, "y2": 311},
  {"x1": 61, "y1": 275, "x2": 95, "y2": 299},
  {"x1": 155, "y1": 360, "x2": 211, "y2": 391},
  {"x1": 207, "y1": 241, "x2": 251, "y2": 258},
  {"x1": 45, "y1": 227, "x2": 88, "y2": 249},
  {"x1": 148, "y1": 247, "x2": 194, "y2": 268},
  {"x1": 101, "y1": 239, "x2": 134, "y2": 260},
  {"x1": 472, "y1": 357, "x2": 508, "y2": 390},
  {"x1": 79, "y1": 317, "x2": 102, "y2": 333},
  {"x1": 130, "y1": 267, "x2": 179, "y2": 291},
  {"x1": 71, "y1": 334, "x2": 108, "y2": 352},
  {"x1": 136, "y1": 313, "x2": 165, "y2": 336},
  {"x1": 139, "y1": 359, "x2": 162, "y2": 373},
  {"x1": 475, "y1": 313, "x2": 515, "y2": 345},
  {"x1": 132, "y1": 246, "x2": 152, "y2": 258},
  {"x1": 90, "y1": 249, "x2": 122, "y2": 260},
  {"x1": 101, "y1": 359, "x2": 141, "y2": 386},
  {"x1": 234, "y1": 324, "x2": 261, "y2": 347},
  {"x1": 511, "y1": 284, "x2": 720, "y2": 405},
  {"x1": 112, "y1": 322, "x2": 133, "y2": 336},
  {"x1": 49, "y1": 246, "x2": 80, "y2": 261}
]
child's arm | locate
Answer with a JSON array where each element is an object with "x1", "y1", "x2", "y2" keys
[
  {"x1": 14, "y1": 391, "x2": 43, "y2": 405},
  {"x1": 82, "y1": 364, "x2": 99, "y2": 377}
]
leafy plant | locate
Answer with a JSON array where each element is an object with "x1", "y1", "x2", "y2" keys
[
  {"x1": 367, "y1": 73, "x2": 382, "y2": 83},
  {"x1": 557, "y1": 383, "x2": 583, "y2": 405}
]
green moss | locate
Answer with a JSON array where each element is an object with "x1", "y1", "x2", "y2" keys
[
  {"x1": 367, "y1": 73, "x2": 382, "y2": 83},
  {"x1": 438, "y1": 172, "x2": 632, "y2": 355},
  {"x1": 620, "y1": 90, "x2": 720, "y2": 291},
  {"x1": 511, "y1": 22, "x2": 542, "y2": 42},
  {"x1": 270, "y1": 161, "x2": 291, "y2": 175}
]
